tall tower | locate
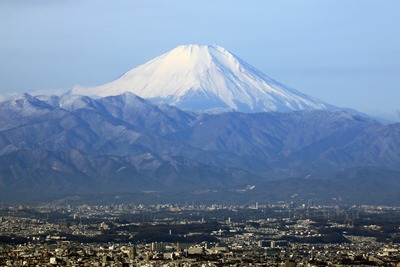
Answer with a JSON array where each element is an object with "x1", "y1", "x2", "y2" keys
[{"x1": 129, "y1": 245, "x2": 136, "y2": 259}]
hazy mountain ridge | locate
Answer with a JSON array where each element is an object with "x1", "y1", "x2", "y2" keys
[{"x1": 0, "y1": 93, "x2": 399, "y2": 204}]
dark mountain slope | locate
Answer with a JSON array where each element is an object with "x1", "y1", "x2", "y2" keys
[{"x1": 0, "y1": 93, "x2": 399, "y2": 204}]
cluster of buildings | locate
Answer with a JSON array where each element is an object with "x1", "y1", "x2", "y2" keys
[
  {"x1": 1, "y1": 238, "x2": 400, "y2": 266},
  {"x1": 0, "y1": 203, "x2": 400, "y2": 266}
]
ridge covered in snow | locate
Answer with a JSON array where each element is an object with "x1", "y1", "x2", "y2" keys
[{"x1": 71, "y1": 44, "x2": 331, "y2": 112}]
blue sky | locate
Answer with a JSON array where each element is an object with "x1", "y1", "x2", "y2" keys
[{"x1": 1, "y1": 0, "x2": 400, "y2": 120}]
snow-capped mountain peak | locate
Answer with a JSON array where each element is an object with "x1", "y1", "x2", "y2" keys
[{"x1": 71, "y1": 44, "x2": 331, "y2": 112}]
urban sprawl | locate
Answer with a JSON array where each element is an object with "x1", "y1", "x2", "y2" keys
[{"x1": 1, "y1": 202, "x2": 400, "y2": 266}]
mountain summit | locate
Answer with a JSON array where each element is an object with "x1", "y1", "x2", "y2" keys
[{"x1": 72, "y1": 44, "x2": 331, "y2": 112}]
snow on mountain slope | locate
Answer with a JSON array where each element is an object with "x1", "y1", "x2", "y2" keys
[
  {"x1": 72, "y1": 44, "x2": 332, "y2": 112},
  {"x1": 0, "y1": 93, "x2": 54, "y2": 115}
]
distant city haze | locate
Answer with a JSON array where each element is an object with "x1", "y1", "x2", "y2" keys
[{"x1": 0, "y1": 1, "x2": 399, "y2": 120}]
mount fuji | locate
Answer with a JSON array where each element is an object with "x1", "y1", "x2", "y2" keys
[
  {"x1": 5, "y1": 45, "x2": 400, "y2": 205},
  {"x1": 72, "y1": 44, "x2": 332, "y2": 112}
]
